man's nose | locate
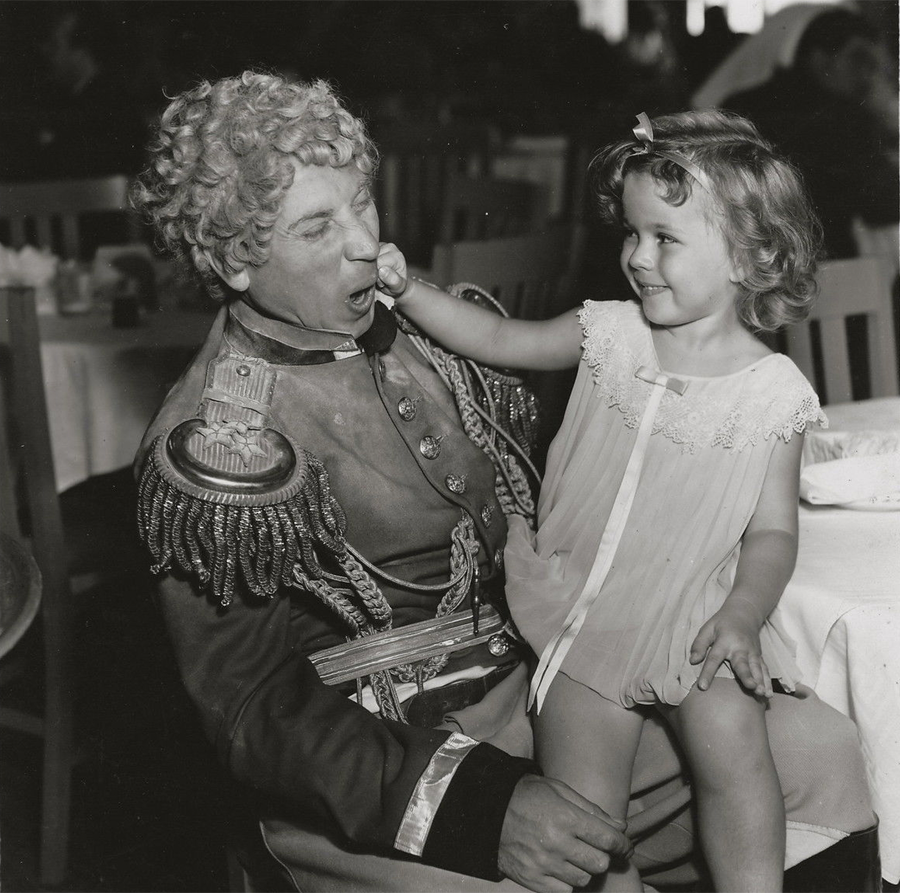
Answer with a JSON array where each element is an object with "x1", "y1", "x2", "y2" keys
[{"x1": 345, "y1": 217, "x2": 380, "y2": 261}]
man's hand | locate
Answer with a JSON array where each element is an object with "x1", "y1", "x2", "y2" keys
[{"x1": 498, "y1": 775, "x2": 632, "y2": 893}]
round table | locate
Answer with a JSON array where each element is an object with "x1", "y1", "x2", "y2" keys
[{"x1": 0, "y1": 531, "x2": 42, "y2": 659}]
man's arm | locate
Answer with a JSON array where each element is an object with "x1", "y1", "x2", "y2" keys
[{"x1": 155, "y1": 571, "x2": 630, "y2": 888}]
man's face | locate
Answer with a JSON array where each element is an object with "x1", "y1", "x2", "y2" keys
[{"x1": 234, "y1": 162, "x2": 382, "y2": 339}]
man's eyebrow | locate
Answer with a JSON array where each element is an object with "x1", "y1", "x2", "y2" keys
[{"x1": 286, "y1": 207, "x2": 333, "y2": 232}]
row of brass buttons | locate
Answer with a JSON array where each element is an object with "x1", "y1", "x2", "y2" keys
[{"x1": 398, "y1": 397, "x2": 499, "y2": 528}]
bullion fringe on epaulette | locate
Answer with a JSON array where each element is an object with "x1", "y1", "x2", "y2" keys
[
  {"x1": 139, "y1": 433, "x2": 484, "y2": 720},
  {"x1": 138, "y1": 434, "x2": 347, "y2": 608}
]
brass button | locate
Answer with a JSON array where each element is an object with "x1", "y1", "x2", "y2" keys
[
  {"x1": 488, "y1": 634, "x2": 511, "y2": 656},
  {"x1": 481, "y1": 504, "x2": 494, "y2": 526},
  {"x1": 419, "y1": 435, "x2": 443, "y2": 459},
  {"x1": 445, "y1": 473, "x2": 467, "y2": 494},
  {"x1": 236, "y1": 364, "x2": 251, "y2": 377},
  {"x1": 398, "y1": 396, "x2": 418, "y2": 421}
]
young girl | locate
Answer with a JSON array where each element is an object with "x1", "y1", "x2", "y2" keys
[{"x1": 377, "y1": 109, "x2": 825, "y2": 891}]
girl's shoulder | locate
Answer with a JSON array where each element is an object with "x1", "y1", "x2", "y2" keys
[
  {"x1": 578, "y1": 298, "x2": 643, "y2": 333},
  {"x1": 742, "y1": 352, "x2": 828, "y2": 442},
  {"x1": 678, "y1": 352, "x2": 827, "y2": 450},
  {"x1": 577, "y1": 298, "x2": 645, "y2": 360}
]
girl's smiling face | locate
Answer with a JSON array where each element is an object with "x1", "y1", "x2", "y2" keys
[{"x1": 620, "y1": 171, "x2": 743, "y2": 332}]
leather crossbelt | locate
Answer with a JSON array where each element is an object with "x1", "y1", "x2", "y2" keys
[{"x1": 309, "y1": 605, "x2": 509, "y2": 686}]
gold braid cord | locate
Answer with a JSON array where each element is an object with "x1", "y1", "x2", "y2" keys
[
  {"x1": 399, "y1": 283, "x2": 541, "y2": 526},
  {"x1": 138, "y1": 418, "x2": 481, "y2": 719},
  {"x1": 361, "y1": 513, "x2": 478, "y2": 718},
  {"x1": 140, "y1": 294, "x2": 540, "y2": 719}
]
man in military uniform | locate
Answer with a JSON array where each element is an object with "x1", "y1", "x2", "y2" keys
[{"x1": 132, "y1": 71, "x2": 879, "y2": 891}]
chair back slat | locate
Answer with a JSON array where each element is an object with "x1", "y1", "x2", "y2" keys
[
  {"x1": 1, "y1": 176, "x2": 130, "y2": 215},
  {"x1": 0, "y1": 288, "x2": 70, "y2": 572},
  {"x1": 0, "y1": 175, "x2": 142, "y2": 260},
  {"x1": 784, "y1": 325, "x2": 816, "y2": 388},
  {"x1": 786, "y1": 257, "x2": 899, "y2": 404},
  {"x1": 431, "y1": 226, "x2": 573, "y2": 320},
  {"x1": 9, "y1": 217, "x2": 27, "y2": 248},
  {"x1": 438, "y1": 174, "x2": 544, "y2": 244},
  {"x1": 0, "y1": 285, "x2": 78, "y2": 886},
  {"x1": 372, "y1": 123, "x2": 495, "y2": 267},
  {"x1": 818, "y1": 317, "x2": 855, "y2": 405}
]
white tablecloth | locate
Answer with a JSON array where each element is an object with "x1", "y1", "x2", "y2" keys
[
  {"x1": 38, "y1": 309, "x2": 215, "y2": 492},
  {"x1": 773, "y1": 397, "x2": 900, "y2": 882}
]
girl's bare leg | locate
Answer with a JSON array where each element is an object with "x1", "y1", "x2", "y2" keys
[
  {"x1": 535, "y1": 672, "x2": 644, "y2": 892},
  {"x1": 662, "y1": 678, "x2": 784, "y2": 892}
]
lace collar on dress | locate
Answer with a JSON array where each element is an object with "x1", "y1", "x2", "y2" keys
[{"x1": 578, "y1": 300, "x2": 827, "y2": 452}]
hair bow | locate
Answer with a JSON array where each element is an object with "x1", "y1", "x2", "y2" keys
[{"x1": 628, "y1": 112, "x2": 711, "y2": 192}]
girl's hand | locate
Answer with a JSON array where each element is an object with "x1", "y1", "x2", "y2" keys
[
  {"x1": 376, "y1": 242, "x2": 409, "y2": 301},
  {"x1": 689, "y1": 598, "x2": 773, "y2": 698}
]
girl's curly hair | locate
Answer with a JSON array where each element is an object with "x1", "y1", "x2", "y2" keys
[
  {"x1": 590, "y1": 109, "x2": 823, "y2": 333},
  {"x1": 131, "y1": 71, "x2": 378, "y2": 300}
]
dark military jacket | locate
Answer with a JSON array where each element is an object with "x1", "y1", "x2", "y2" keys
[{"x1": 134, "y1": 296, "x2": 538, "y2": 880}]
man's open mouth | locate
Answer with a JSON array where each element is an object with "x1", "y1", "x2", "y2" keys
[{"x1": 348, "y1": 284, "x2": 376, "y2": 306}]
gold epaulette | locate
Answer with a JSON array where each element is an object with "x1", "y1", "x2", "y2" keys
[{"x1": 137, "y1": 352, "x2": 346, "y2": 606}]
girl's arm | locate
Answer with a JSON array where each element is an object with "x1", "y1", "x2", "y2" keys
[
  {"x1": 377, "y1": 243, "x2": 582, "y2": 371},
  {"x1": 689, "y1": 432, "x2": 804, "y2": 697}
]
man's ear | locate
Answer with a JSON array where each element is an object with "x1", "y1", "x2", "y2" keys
[{"x1": 203, "y1": 250, "x2": 250, "y2": 292}]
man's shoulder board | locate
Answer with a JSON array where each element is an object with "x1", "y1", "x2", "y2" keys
[{"x1": 136, "y1": 351, "x2": 346, "y2": 606}]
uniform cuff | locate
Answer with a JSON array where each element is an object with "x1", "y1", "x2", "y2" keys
[{"x1": 420, "y1": 742, "x2": 539, "y2": 881}]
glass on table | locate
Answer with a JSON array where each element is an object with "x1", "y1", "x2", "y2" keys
[{"x1": 55, "y1": 259, "x2": 94, "y2": 315}]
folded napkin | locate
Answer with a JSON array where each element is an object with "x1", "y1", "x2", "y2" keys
[
  {"x1": 0, "y1": 244, "x2": 58, "y2": 287},
  {"x1": 0, "y1": 244, "x2": 60, "y2": 314},
  {"x1": 800, "y1": 453, "x2": 900, "y2": 509},
  {"x1": 804, "y1": 429, "x2": 900, "y2": 466}
]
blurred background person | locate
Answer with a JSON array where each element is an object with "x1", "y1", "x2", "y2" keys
[
  {"x1": 0, "y1": 6, "x2": 147, "y2": 180},
  {"x1": 695, "y1": 4, "x2": 898, "y2": 260}
]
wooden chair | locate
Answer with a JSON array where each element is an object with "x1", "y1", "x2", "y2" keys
[
  {"x1": 437, "y1": 173, "x2": 545, "y2": 244},
  {"x1": 430, "y1": 225, "x2": 575, "y2": 320},
  {"x1": 372, "y1": 123, "x2": 495, "y2": 267},
  {"x1": 785, "y1": 257, "x2": 899, "y2": 404},
  {"x1": 0, "y1": 175, "x2": 144, "y2": 261},
  {"x1": 0, "y1": 285, "x2": 144, "y2": 885}
]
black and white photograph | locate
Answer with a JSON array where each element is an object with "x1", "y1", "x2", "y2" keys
[{"x1": 0, "y1": 2, "x2": 897, "y2": 891}]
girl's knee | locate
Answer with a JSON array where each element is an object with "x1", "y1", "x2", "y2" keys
[
  {"x1": 673, "y1": 681, "x2": 775, "y2": 785},
  {"x1": 676, "y1": 679, "x2": 768, "y2": 744},
  {"x1": 536, "y1": 675, "x2": 643, "y2": 816}
]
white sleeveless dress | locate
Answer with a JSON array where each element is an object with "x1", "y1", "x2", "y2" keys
[{"x1": 507, "y1": 299, "x2": 827, "y2": 709}]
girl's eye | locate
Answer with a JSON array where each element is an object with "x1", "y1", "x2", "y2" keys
[
  {"x1": 658, "y1": 233, "x2": 675, "y2": 244},
  {"x1": 353, "y1": 194, "x2": 374, "y2": 213}
]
